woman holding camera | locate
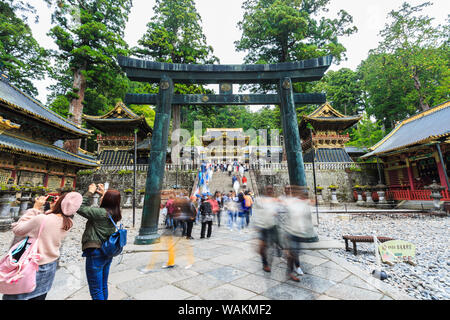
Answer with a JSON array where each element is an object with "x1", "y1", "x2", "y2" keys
[
  {"x1": 77, "y1": 183, "x2": 122, "y2": 300},
  {"x1": 2, "y1": 192, "x2": 83, "y2": 300}
]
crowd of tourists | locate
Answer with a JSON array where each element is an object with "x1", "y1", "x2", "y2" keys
[{"x1": 0, "y1": 159, "x2": 316, "y2": 300}]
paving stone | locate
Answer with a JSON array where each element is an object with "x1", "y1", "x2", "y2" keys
[
  {"x1": 231, "y1": 274, "x2": 281, "y2": 294},
  {"x1": 198, "y1": 283, "x2": 257, "y2": 300},
  {"x1": 307, "y1": 265, "x2": 351, "y2": 282},
  {"x1": 116, "y1": 274, "x2": 168, "y2": 296},
  {"x1": 232, "y1": 259, "x2": 265, "y2": 273},
  {"x1": 249, "y1": 295, "x2": 271, "y2": 300},
  {"x1": 67, "y1": 285, "x2": 128, "y2": 300},
  {"x1": 205, "y1": 266, "x2": 249, "y2": 282},
  {"x1": 209, "y1": 253, "x2": 245, "y2": 265},
  {"x1": 320, "y1": 260, "x2": 348, "y2": 272},
  {"x1": 262, "y1": 283, "x2": 319, "y2": 300},
  {"x1": 341, "y1": 275, "x2": 382, "y2": 293},
  {"x1": 290, "y1": 274, "x2": 336, "y2": 294},
  {"x1": 172, "y1": 274, "x2": 225, "y2": 295},
  {"x1": 254, "y1": 266, "x2": 289, "y2": 283},
  {"x1": 298, "y1": 254, "x2": 328, "y2": 266},
  {"x1": 325, "y1": 283, "x2": 384, "y2": 300},
  {"x1": 317, "y1": 295, "x2": 340, "y2": 300},
  {"x1": 147, "y1": 267, "x2": 199, "y2": 284},
  {"x1": 108, "y1": 268, "x2": 148, "y2": 285},
  {"x1": 193, "y1": 248, "x2": 226, "y2": 260},
  {"x1": 134, "y1": 284, "x2": 193, "y2": 300}
]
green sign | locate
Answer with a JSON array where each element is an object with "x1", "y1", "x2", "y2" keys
[{"x1": 379, "y1": 240, "x2": 416, "y2": 266}]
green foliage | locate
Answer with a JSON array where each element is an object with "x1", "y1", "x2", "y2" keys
[
  {"x1": 236, "y1": 0, "x2": 357, "y2": 64},
  {"x1": 358, "y1": 1, "x2": 449, "y2": 130},
  {"x1": 133, "y1": 0, "x2": 218, "y2": 65},
  {"x1": 77, "y1": 169, "x2": 94, "y2": 175},
  {"x1": 346, "y1": 113, "x2": 385, "y2": 149},
  {"x1": 313, "y1": 68, "x2": 365, "y2": 115},
  {"x1": 46, "y1": 0, "x2": 133, "y2": 122},
  {"x1": 118, "y1": 169, "x2": 132, "y2": 175},
  {"x1": 124, "y1": 188, "x2": 133, "y2": 193},
  {"x1": 0, "y1": 1, "x2": 49, "y2": 96}
]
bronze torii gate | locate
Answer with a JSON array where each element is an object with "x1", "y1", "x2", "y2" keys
[{"x1": 118, "y1": 55, "x2": 333, "y2": 244}]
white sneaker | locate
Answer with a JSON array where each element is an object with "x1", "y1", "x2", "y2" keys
[
  {"x1": 295, "y1": 267, "x2": 304, "y2": 275},
  {"x1": 185, "y1": 264, "x2": 193, "y2": 269}
]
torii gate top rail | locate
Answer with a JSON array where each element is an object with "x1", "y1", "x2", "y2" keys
[{"x1": 118, "y1": 55, "x2": 333, "y2": 84}]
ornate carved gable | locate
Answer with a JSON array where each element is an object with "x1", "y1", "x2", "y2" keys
[{"x1": 309, "y1": 102, "x2": 345, "y2": 119}]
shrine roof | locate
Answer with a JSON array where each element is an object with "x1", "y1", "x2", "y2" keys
[
  {"x1": 303, "y1": 148, "x2": 354, "y2": 163},
  {"x1": 83, "y1": 101, "x2": 152, "y2": 135},
  {"x1": 0, "y1": 77, "x2": 90, "y2": 137},
  {"x1": 362, "y1": 100, "x2": 450, "y2": 158},
  {"x1": 299, "y1": 102, "x2": 362, "y2": 136},
  {"x1": 0, "y1": 132, "x2": 99, "y2": 167}
]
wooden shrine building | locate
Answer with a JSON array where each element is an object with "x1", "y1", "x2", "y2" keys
[
  {"x1": 83, "y1": 101, "x2": 152, "y2": 166},
  {"x1": 0, "y1": 71, "x2": 99, "y2": 190},
  {"x1": 299, "y1": 102, "x2": 362, "y2": 162},
  {"x1": 362, "y1": 101, "x2": 450, "y2": 201}
]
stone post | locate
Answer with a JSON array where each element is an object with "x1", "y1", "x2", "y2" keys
[
  {"x1": 0, "y1": 190, "x2": 16, "y2": 231},
  {"x1": 365, "y1": 186, "x2": 375, "y2": 207},
  {"x1": 354, "y1": 186, "x2": 365, "y2": 206},
  {"x1": 123, "y1": 191, "x2": 133, "y2": 208},
  {"x1": 425, "y1": 180, "x2": 446, "y2": 215},
  {"x1": 375, "y1": 183, "x2": 388, "y2": 206}
]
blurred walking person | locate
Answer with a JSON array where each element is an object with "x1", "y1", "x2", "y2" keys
[
  {"x1": 280, "y1": 185, "x2": 318, "y2": 282},
  {"x1": 199, "y1": 195, "x2": 214, "y2": 239},
  {"x1": 252, "y1": 186, "x2": 281, "y2": 273}
]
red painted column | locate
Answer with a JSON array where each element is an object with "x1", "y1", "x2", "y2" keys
[
  {"x1": 406, "y1": 159, "x2": 415, "y2": 191},
  {"x1": 43, "y1": 173, "x2": 49, "y2": 188},
  {"x1": 436, "y1": 160, "x2": 448, "y2": 190}
]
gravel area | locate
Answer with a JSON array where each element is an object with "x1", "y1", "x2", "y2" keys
[{"x1": 317, "y1": 210, "x2": 450, "y2": 300}]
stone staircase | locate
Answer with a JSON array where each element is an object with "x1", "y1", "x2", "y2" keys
[{"x1": 206, "y1": 171, "x2": 252, "y2": 195}]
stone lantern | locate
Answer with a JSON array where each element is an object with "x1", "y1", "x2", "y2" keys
[
  {"x1": 0, "y1": 180, "x2": 19, "y2": 231},
  {"x1": 328, "y1": 185, "x2": 339, "y2": 205},
  {"x1": 425, "y1": 180, "x2": 446, "y2": 215},
  {"x1": 374, "y1": 183, "x2": 388, "y2": 205},
  {"x1": 364, "y1": 185, "x2": 375, "y2": 207},
  {"x1": 353, "y1": 185, "x2": 365, "y2": 206},
  {"x1": 18, "y1": 184, "x2": 33, "y2": 220}
]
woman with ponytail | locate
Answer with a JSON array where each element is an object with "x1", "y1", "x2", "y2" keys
[{"x1": 2, "y1": 192, "x2": 83, "y2": 300}]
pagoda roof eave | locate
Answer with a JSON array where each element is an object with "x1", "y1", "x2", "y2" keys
[{"x1": 0, "y1": 132, "x2": 100, "y2": 168}]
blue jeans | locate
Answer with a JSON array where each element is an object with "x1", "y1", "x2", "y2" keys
[
  {"x1": 83, "y1": 248, "x2": 113, "y2": 300},
  {"x1": 237, "y1": 212, "x2": 246, "y2": 230}
]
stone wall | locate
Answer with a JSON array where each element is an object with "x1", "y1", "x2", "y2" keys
[
  {"x1": 253, "y1": 167, "x2": 379, "y2": 202},
  {"x1": 76, "y1": 170, "x2": 197, "y2": 205}
]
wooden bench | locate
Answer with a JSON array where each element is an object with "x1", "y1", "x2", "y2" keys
[{"x1": 343, "y1": 235, "x2": 394, "y2": 255}]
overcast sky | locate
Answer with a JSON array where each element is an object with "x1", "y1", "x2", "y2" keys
[{"x1": 27, "y1": 0, "x2": 449, "y2": 105}]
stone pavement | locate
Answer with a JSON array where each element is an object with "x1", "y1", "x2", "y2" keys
[{"x1": 43, "y1": 218, "x2": 414, "y2": 300}]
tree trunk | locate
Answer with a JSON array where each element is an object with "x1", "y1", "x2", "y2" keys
[
  {"x1": 412, "y1": 70, "x2": 429, "y2": 112},
  {"x1": 64, "y1": 67, "x2": 87, "y2": 154}
]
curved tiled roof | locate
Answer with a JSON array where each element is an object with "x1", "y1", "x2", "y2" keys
[
  {"x1": 0, "y1": 132, "x2": 99, "y2": 167},
  {"x1": 0, "y1": 79, "x2": 90, "y2": 137},
  {"x1": 362, "y1": 101, "x2": 450, "y2": 158}
]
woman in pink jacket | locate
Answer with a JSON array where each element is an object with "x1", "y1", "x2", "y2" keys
[{"x1": 2, "y1": 192, "x2": 82, "y2": 300}]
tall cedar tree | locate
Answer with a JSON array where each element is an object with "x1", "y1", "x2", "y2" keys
[
  {"x1": 133, "y1": 0, "x2": 219, "y2": 148},
  {"x1": 235, "y1": 0, "x2": 357, "y2": 128},
  {"x1": 0, "y1": 0, "x2": 48, "y2": 96},
  {"x1": 46, "y1": 0, "x2": 132, "y2": 153},
  {"x1": 358, "y1": 1, "x2": 449, "y2": 130}
]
